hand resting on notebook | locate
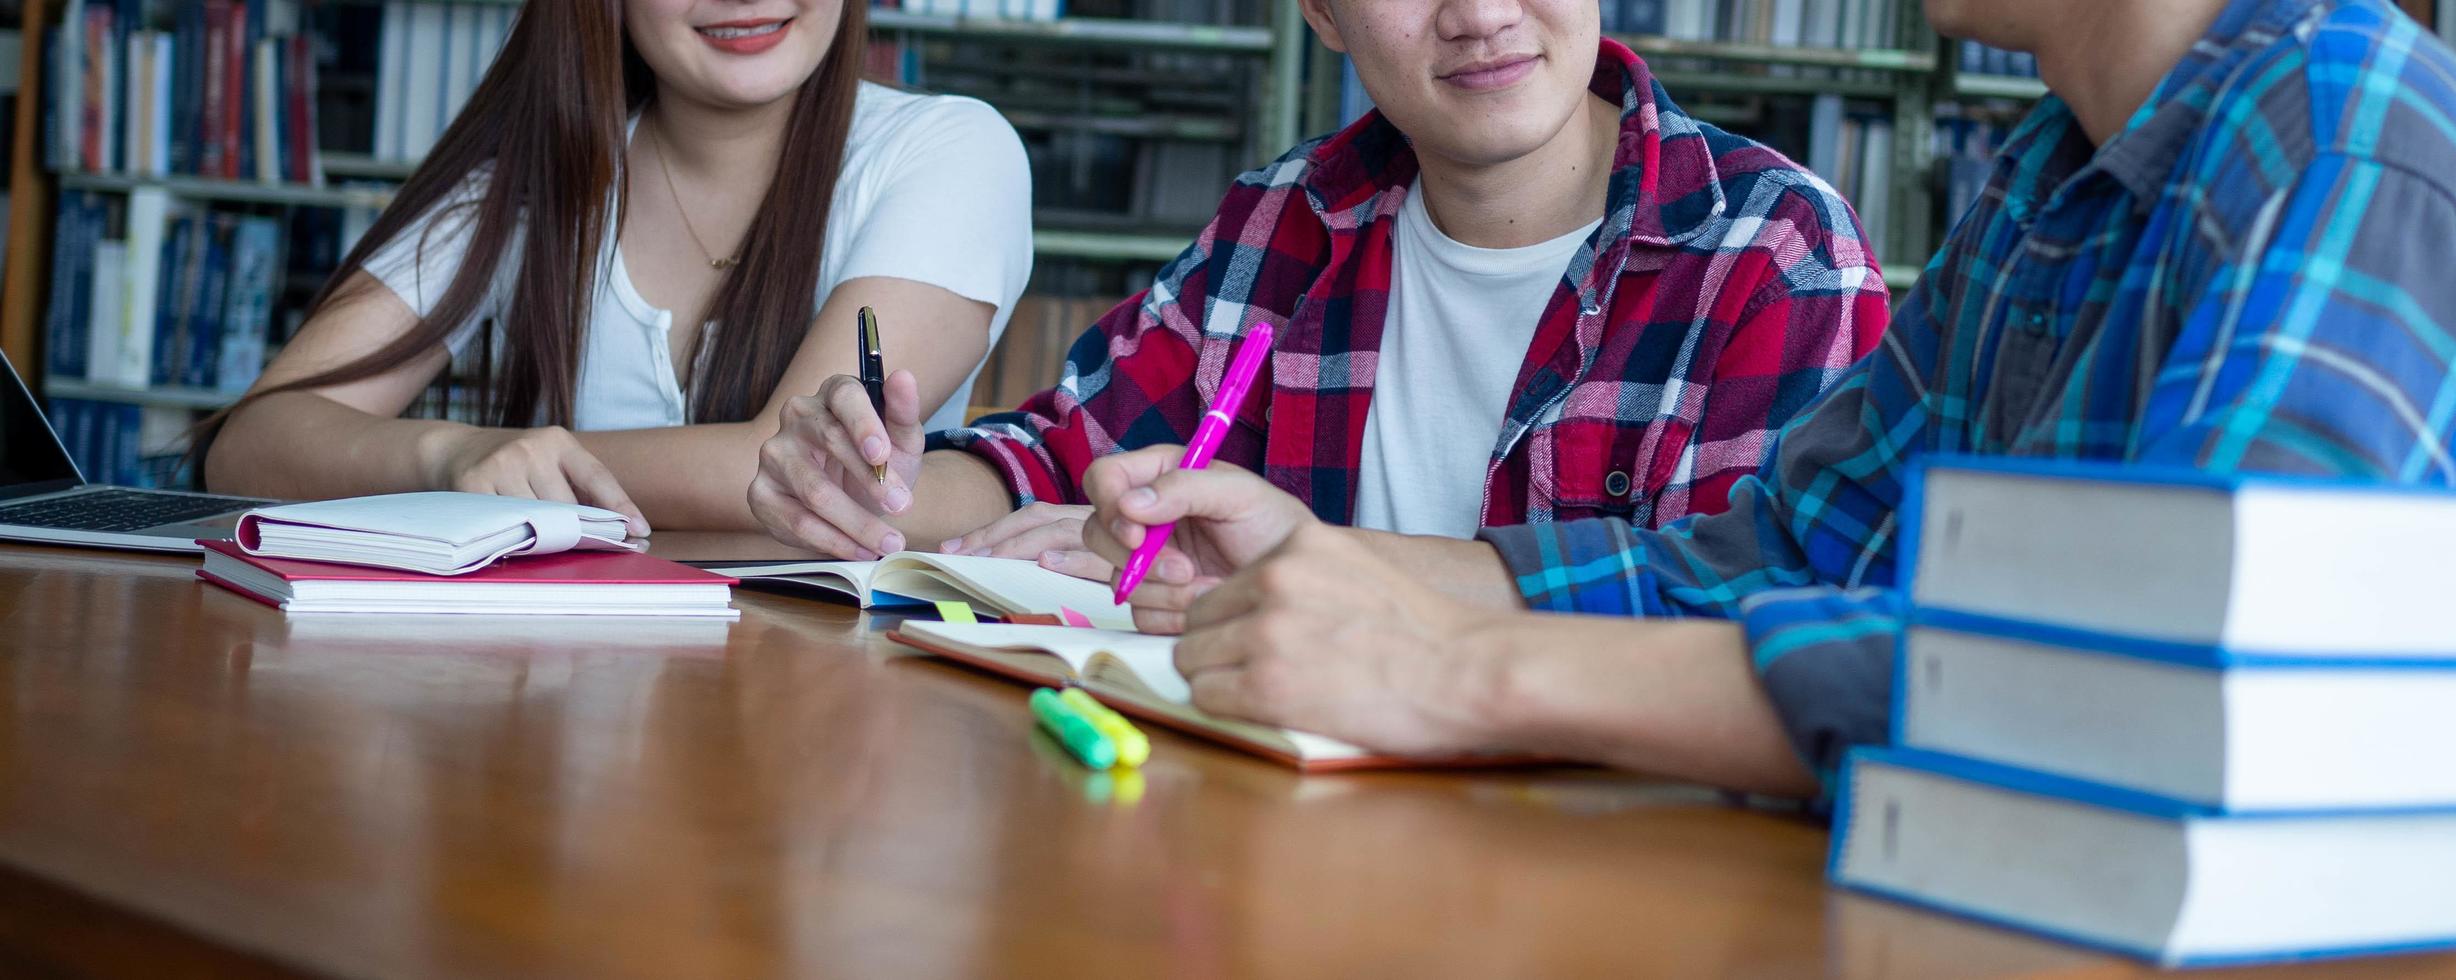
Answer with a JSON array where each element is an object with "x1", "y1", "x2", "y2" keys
[
  {"x1": 435, "y1": 425, "x2": 649, "y2": 536},
  {"x1": 932, "y1": 502, "x2": 1112, "y2": 583}
]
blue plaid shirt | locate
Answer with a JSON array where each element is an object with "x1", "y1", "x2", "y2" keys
[{"x1": 1479, "y1": 0, "x2": 2456, "y2": 787}]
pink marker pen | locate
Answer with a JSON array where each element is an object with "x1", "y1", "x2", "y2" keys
[{"x1": 1112, "y1": 324, "x2": 1275, "y2": 605}]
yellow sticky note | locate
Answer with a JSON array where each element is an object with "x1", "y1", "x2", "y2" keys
[{"x1": 934, "y1": 601, "x2": 978, "y2": 624}]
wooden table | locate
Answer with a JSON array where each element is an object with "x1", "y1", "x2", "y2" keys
[{"x1": 0, "y1": 537, "x2": 2446, "y2": 979}]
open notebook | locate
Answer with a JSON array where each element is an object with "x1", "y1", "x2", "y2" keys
[
  {"x1": 894, "y1": 621, "x2": 1480, "y2": 771},
  {"x1": 708, "y1": 553, "x2": 1131, "y2": 626}
]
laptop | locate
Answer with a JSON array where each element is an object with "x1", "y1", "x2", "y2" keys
[{"x1": 0, "y1": 351, "x2": 273, "y2": 552}]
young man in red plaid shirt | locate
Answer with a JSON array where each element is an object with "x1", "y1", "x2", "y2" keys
[{"x1": 748, "y1": 0, "x2": 1890, "y2": 568}]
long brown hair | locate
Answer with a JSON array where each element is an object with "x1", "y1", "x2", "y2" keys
[{"x1": 202, "y1": 0, "x2": 864, "y2": 451}]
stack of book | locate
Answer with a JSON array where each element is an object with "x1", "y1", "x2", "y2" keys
[
  {"x1": 1830, "y1": 457, "x2": 2456, "y2": 966},
  {"x1": 200, "y1": 494, "x2": 738, "y2": 617}
]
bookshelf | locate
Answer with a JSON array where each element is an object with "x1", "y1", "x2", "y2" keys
[{"x1": 3, "y1": 0, "x2": 2050, "y2": 444}]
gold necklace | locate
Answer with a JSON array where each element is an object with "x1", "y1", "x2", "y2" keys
[{"x1": 645, "y1": 116, "x2": 740, "y2": 271}]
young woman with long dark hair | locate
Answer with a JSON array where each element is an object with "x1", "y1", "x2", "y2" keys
[{"x1": 203, "y1": 0, "x2": 1031, "y2": 532}]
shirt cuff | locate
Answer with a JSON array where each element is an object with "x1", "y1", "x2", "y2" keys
[
  {"x1": 1736, "y1": 585, "x2": 1904, "y2": 793},
  {"x1": 928, "y1": 423, "x2": 1035, "y2": 509},
  {"x1": 1478, "y1": 518, "x2": 1667, "y2": 617}
]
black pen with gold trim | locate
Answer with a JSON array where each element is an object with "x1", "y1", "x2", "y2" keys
[{"x1": 857, "y1": 306, "x2": 887, "y2": 484}]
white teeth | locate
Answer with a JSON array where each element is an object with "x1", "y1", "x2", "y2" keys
[{"x1": 700, "y1": 22, "x2": 785, "y2": 39}]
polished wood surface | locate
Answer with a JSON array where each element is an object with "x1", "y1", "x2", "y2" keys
[{"x1": 0, "y1": 538, "x2": 2449, "y2": 978}]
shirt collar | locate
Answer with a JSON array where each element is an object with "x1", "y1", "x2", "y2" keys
[
  {"x1": 1299, "y1": 38, "x2": 1725, "y2": 249},
  {"x1": 2112, "y1": 0, "x2": 2318, "y2": 196},
  {"x1": 2004, "y1": 0, "x2": 2318, "y2": 213}
]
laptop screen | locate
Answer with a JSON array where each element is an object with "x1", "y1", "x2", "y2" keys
[{"x1": 0, "y1": 352, "x2": 83, "y2": 499}]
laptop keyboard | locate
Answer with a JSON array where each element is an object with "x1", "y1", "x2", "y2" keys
[{"x1": 0, "y1": 488, "x2": 268, "y2": 533}]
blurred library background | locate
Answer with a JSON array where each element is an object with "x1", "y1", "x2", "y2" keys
[{"x1": 0, "y1": 0, "x2": 2449, "y2": 488}]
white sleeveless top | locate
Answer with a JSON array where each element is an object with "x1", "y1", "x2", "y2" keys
[{"x1": 363, "y1": 83, "x2": 1034, "y2": 433}]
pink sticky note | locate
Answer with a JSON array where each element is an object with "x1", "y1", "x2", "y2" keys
[{"x1": 1057, "y1": 607, "x2": 1093, "y2": 628}]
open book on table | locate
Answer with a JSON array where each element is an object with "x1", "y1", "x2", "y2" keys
[
  {"x1": 891, "y1": 621, "x2": 1524, "y2": 771},
  {"x1": 706, "y1": 552, "x2": 1132, "y2": 626}
]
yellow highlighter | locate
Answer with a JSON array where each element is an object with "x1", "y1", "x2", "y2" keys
[{"x1": 1059, "y1": 687, "x2": 1150, "y2": 768}]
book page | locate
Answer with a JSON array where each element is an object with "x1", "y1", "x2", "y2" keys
[
  {"x1": 710, "y1": 560, "x2": 875, "y2": 592},
  {"x1": 901, "y1": 622, "x2": 1368, "y2": 762},
  {"x1": 904, "y1": 622, "x2": 1133, "y2": 676},
  {"x1": 875, "y1": 553, "x2": 1133, "y2": 625}
]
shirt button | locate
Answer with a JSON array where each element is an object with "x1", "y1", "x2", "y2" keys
[
  {"x1": 1604, "y1": 470, "x2": 1632, "y2": 498},
  {"x1": 1581, "y1": 302, "x2": 1602, "y2": 317}
]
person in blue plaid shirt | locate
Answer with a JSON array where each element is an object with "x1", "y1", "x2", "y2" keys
[{"x1": 1078, "y1": 0, "x2": 2456, "y2": 800}]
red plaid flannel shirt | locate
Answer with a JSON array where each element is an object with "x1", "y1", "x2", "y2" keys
[{"x1": 939, "y1": 40, "x2": 1890, "y2": 529}]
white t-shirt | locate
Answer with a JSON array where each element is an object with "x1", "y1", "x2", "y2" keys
[
  {"x1": 364, "y1": 83, "x2": 1033, "y2": 433},
  {"x1": 1352, "y1": 178, "x2": 1602, "y2": 538}
]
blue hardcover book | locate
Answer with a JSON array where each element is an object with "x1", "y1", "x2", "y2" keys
[
  {"x1": 151, "y1": 212, "x2": 198, "y2": 388},
  {"x1": 51, "y1": 399, "x2": 90, "y2": 481},
  {"x1": 1902, "y1": 455, "x2": 2456, "y2": 660},
  {"x1": 172, "y1": 1, "x2": 204, "y2": 175},
  {"x1": 89, "y1": 399, "x2": 116, "y2": 484},
  {"x1": 110, "y1": 403, "x2": 142, "y2": 487},
  {"x1": 217, "y1": 216, "x2": 281, "y2": 393},
  {"x1": 1622, "y1": 0, "x2": 1665, "y2": 35},
  {"x1": 1830, "y1": 747, "x2": 2456, "y2": 968},
  {"x1": 188, "y1": 214, "x2": 235, "y2": 388},
  {"x1": 43, "y1": 193, "x2": 93, "y2": 380},
  {"x1": 1895, "y1": 614, "x2": 2456, "y2": 812},
  {"x1": 66, "y1": 195, "x2": 102, "y2": 379}
]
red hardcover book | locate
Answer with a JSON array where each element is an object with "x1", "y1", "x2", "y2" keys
[
  {"x1": 221, "y1": 1, "x2": 249, "y2": 180},
  {"x1": 285, "y1": 33, "x2": 317, "y2": 184},
  {"x1": 80, "y1": 7, "x2": 112, "y2": 171},
  {"x1": 198, "y1": 0, "x2": 231, "y2": 178},
  {"x1": 196, "y1": 539, "x2": 741, "y2": 617}
]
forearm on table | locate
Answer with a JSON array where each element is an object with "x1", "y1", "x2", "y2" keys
[
  {"x1": 886, "y1": 449, "x2": 1021, "y2": 547},
  {"x1": 576, "y1": 424, "x2": 771, "y2": 530},
  {"x1": 205, "y1": 391, "x2": 466, "y2": 499},
  {"x1": 1343, "y1": 528, "x2": 1524, "y2": 610},
  {"x1": 1468, "y1": 614, "x2": 1819, "y2": 797}
]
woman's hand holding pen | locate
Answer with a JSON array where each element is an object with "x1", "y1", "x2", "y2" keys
[{"x1": 750, "y1": 369, "x2": 928, "y2": 559}]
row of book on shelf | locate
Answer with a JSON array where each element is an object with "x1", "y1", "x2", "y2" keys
[
  {"x1": 45, "y1": 398, "x2": 189, "y2": 489},
  {"x1": 1631, "y1": 0, "x2": 1906, "y2": 50},
  {"x1": 49, "y1": 0, "x2": 323, "y2": 185},
  {"x1": 1957, "y1": 40, "x2": 2039, "y2": 79},
  {"x1": 877, "y1": 0, "x2": 1066, "y2": 22},
  {"x1": 1831, "y1": 458, "x2": 2456, "y2": 966},
  {"x1": 370, "y1": 2, "x2": 516, "y2": 164},
  {"x1": 44, "y1": 188, "x2": 281, "y2": 397},
  {"x1": 1803, "y1": 94, "x2": 1894, "y2": 258}
]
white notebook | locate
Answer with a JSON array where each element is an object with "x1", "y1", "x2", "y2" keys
[
  {"x1": 236, "y1": 492, "x2": 641, "y2": 576},
  {"x1": 711, "y1": 552, "x2": 1131, "y2": 626}
]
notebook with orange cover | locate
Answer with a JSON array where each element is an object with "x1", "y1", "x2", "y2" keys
[{"x1": 890, "y1": 621, "x2": 1524, "y2": 772}]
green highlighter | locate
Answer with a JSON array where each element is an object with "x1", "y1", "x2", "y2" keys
[{"x1": 1030, "y1": 688, "x2": 1118, "y2": 770}]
